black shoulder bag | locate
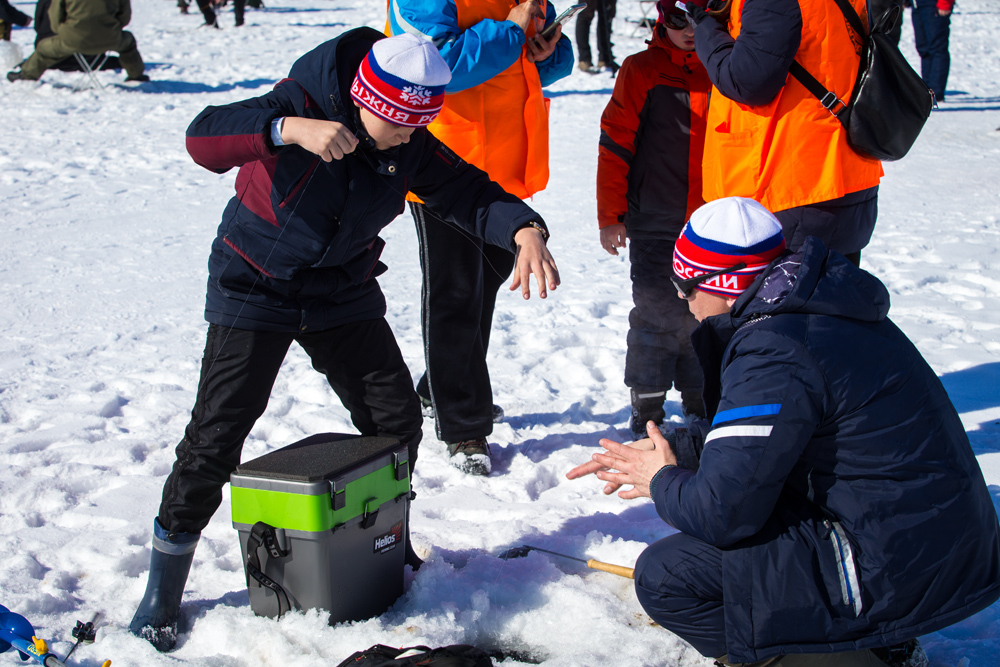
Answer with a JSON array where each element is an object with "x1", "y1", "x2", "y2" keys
[{"x1": 788, "y1": 0, "x2": 934, "y2": 161}]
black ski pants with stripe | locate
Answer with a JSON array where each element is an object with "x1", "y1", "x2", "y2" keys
[{"x1": 158, "y1": 320, "x2": 422, "y2": 535}]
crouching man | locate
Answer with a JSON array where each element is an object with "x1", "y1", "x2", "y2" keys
[
  {"x1": 568, "y1": 197, "x2": 1000, "y2": 667},
  {"x1": 129, "y1": 29, "x2": 559, "y2": 652}
]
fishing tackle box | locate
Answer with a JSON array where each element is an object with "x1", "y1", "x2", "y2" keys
[{"x1": 230, "y1": 433, "x2": 410, "y2": 624}]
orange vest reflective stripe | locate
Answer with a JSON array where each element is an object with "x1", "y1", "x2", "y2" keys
[
  {"x1": 388, "y1": 0, "x2": 550, "y2": 200},
  {"x1": 701, "y1": 0, "x2": 883, "y2": 212}
]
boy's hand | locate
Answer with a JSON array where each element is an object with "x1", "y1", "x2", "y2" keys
[
  {"x1": 507, "y1": 0, "x2": 545, "y2": 34},
  {"x1": 599, "y1": 224, "x2": 627, "y2": 256},
  {"x1": 510, "y1": 226, "x2": 560, "y2": 299},
  {"x1": 526, "y1": 24, "x2": 561, "y2": 63},
  {"x1": 281, "y1": 117, "x2": 359, "y2": 162}
]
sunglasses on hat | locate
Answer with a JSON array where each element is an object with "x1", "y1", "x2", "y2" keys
[{"x1": 671, "y1": 262, "x2": 747, "y2": 299}]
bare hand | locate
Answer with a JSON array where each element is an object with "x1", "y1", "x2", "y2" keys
[
  {"x1": 280, "y1": 117, "x2": 359, "y2": 162},
  {"x1": 506, "y1": 0, "x2": 545, "y2": 34},
  {"x1": 599, "y1": 224, "x2": 627, "y2": 256},
  {"x1": 566, "y1": 422, "x2": 677, "y2": 499},
  {"x1": 526, "y1": 23, "x2": 561, "y2": 63},
  {"x1": 510, "y1": 227, "x2": 560, "y2": 299}
]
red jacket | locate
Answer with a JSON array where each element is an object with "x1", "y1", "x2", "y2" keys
[{"x1": 597, "y1": 25, "x2": 711, "y2": 239}]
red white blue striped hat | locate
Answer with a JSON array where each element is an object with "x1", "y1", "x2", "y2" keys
[
  {"x1": 673, "y1": 197, "x2": 787, "y2": 297},
  {"x1": 351, "y1": 34, "x2": 451, "y2": 128}
]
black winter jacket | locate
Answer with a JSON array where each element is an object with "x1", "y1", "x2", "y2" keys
[
  {"x1": 656, "y1": 238, "x2": 1000, "y2": 662},
  {"x1": 186, "y1": 28, "x2": 542, "y2": 332}
]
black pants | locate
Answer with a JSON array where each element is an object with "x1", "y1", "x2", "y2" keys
[
  {"x1": 772, "y1": 186, "x2": 879, "y2": 264},
  {"x1": 411, "y1": 202, "x2": 514, "y2": 443},
  {"x1": 158, "y1": 320, "x2": 423, "y2": 534},
  {"x1": 575, "y1": 0, "x2": 616, "y2": 65},
  {"x1": 625, "y1": 239, "x2": 703, "y2": 395}
]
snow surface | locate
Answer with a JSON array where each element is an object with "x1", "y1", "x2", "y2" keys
[{"x1": 1, "y1": 1, "x2": 999, "y2": 666}]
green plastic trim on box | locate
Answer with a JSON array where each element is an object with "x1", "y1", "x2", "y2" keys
[{"x1": 231, "y1": 463, "x2": 410, "y2": 533}]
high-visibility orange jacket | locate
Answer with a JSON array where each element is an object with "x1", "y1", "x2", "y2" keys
[
  {"x1": 699, "y1": 0, "x2": 883, "y2": 213},
  {"x1": 388, "y1": 0, "x2": 570, "y2": 200},
  {"x1": 598, "y1": 25, "x2": 711, "y2": 238}
]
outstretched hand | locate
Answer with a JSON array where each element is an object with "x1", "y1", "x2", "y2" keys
[
  {"x1": 280, "y1": 117, "x2": 359, "y2": 162},
  {"x1": 510, "y1": 227, "x2": 560, "y2": 299},
  {"x1": 566, "y1": 422, "x2": 678, "y2": 499}
]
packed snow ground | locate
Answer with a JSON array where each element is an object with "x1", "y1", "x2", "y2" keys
[{"x1": 1, "y1": 1, "x2": 999, "y2": 666}]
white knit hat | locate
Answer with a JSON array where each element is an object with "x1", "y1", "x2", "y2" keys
[
  {"x1": 673, "y1": 197, "x2": 787, "y2": 297},
  {"x1": 351, "y1": 34, "x2": 452, "y2": 127}
]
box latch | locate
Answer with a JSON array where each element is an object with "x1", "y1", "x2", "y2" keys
[
  {"x1": 393, "y1": 452, "x2": 408, "y2": 481},
  {"x1": 361, "y1": 498, "x2": 380, "y2": 529},
  {"x1": 330, "y1": 480, "x2": 346, "y2": 511}
]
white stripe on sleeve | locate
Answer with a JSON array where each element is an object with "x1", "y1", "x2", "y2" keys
[{"x1": 704, "y1": 424, "x2": 774, "y2": 444}]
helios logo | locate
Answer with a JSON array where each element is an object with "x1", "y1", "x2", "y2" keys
[{"x1": 374, "y1": 521, "x2": 403, "y2": 554}]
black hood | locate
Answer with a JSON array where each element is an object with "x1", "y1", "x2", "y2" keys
[
  {"x1": 287, "y1": 27, "x2": 385, "y2": 126},
  {"x1": 730, "y1": 236, "x2": 891, "y2": 326}
]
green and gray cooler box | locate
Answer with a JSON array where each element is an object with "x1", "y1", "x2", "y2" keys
[{"x1": 230, "y1": 433, "x2": 410, "y2": 624}]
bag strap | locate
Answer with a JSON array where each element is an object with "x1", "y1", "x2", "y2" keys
[
  {"x1": 787, "y1": 0, "x2": 871, "y2": 125},
  {"x1": 245, "y1": 521, "x2": 293, "y2": 619}
]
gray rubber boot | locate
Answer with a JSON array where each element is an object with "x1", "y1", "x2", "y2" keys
[{"x1": 129, "y1": 518, "x2": 199, "y2": 652}]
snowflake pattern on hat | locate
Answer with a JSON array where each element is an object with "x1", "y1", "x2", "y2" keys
[{"x1": 401, "y1": 85, "x2": 433, "y2": 106}]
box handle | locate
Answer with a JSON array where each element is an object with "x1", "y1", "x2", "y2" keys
[
  {"x1": 393, "y1": 452, "x2": 409, "y2": 481},
  {"x1": 361, "y1": 498, "x2": 380, "y2": 529},
  {"x1": 330, "y1": 480, "x2": 346, "y2": 511}
]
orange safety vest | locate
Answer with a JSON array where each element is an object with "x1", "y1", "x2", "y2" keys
[
  {"x1": 387, "y1": 0, "x2": 550, "y2": 200},
  {"x1": 701, "y1": 0, "x2": 883, "y2": 212}
]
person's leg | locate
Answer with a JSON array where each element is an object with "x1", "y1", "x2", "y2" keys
[
  {"x1": 411, "y1": 202, "x2": 494, "y2": 444},
  {"x1": 911, "y1": 3, "x2": 932, "y2": 85},
  {"x1": 135, "y1": 325, "x2": 290, "y2": 651},
  {"x1": 575, "y1": 0, "x2": 597, "y2": 66},
  {"x1": 625, "y1": 239, "x2": 686, "y2": 433},
  {"x1": 195, "y1": 0, "x2": 217, "y2": 26},
  {"x1": 921, "y1": 6, "x2": 950, "y2": 101},
  {"x1": 234, "y1": 0, "x2": 245, "y2": 26},
  {"x1": 18, "y1": 35, "x2": 74, "y2": 79},
  {"x1": 297, "y1": 319, "x2": 423, "y2": 471},
  {"x1": 595, "y1": 0, "x2": 616, "y2": 65},
  {"x1": 634, "y1": 532, "x2": 727, "y2": 658},
  {"x1": 115, "y1": 31, "x2": 146, "y2": 80}
]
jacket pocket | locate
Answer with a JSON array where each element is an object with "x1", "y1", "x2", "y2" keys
[
  {"x1": 825, "y1": 520, "x2": 863, "y2": 617},
  {"x1": 278, "y1": 159, "x2": 319, "y2": 210}
]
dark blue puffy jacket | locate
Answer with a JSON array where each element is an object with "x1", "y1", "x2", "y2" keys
[
  {"x1": 185, "y1": 27, "x2": 542, "y2": 332},
  {"x1": 654, "y1": 237, "x2": 1000, "y2": 662}
]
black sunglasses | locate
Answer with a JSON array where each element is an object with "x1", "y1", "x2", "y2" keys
[
  {"x1": 662, "y1": 13, "x2": 695, "y2": 30},
  {"x1": 671, "y1": 262, "x2": 747, "y2": 299}
]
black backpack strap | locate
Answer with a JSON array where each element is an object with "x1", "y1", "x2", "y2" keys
[
  {"x1": 245, "y1": 521, "x2": 292, "y2": 619},
  {"x1": 787, "y1": 0, "x2": 870, "y2": 125}
]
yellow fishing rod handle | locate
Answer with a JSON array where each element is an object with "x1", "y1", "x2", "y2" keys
[{"x1": 586, "y1": 559, "x2": 635, "y2": 579}]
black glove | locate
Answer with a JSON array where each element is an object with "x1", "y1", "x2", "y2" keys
[{"x1": 685, "y1": 1, "x2": 710, "y2": 24}]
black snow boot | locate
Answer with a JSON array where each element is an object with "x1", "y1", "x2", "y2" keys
[
  {"x1": 130, "y1": 518, "x2": 199, "y2": 652},
  {"x1": 629, "y1": 388, "x2": 667, "y2": 440}
]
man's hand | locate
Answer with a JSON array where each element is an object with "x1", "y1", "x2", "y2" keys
[
  {"x1": 280, "y1": 117, "x2": 359, "y2": 162},
  {"x1": 526, "y1": 24, "x2": 561, "y2": 63},
  {"x1": 507, "y1": 0, "x2": 545, "y2": 34},
  {"x1": 566, "y1": 422, "x2": 678, "y2": 499},
  {"x1": 685, "y1": 1, "x2": 711, "y2": 24},
  {"x1": 599, "y1": 224, "x2": 627, "y2": 256},
  {"x1": 510, "y1": 226, "x2": 560, "y2": 299}
]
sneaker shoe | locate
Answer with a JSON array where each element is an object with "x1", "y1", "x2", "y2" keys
[
  {"x1": 578, "y1": 60, "x2": 593, "y2": 72},
  {"x1": 124, "y1": 74, "x2": 150, "y2": 83},
  {"x1": 871, "y1": 639, "x2": 928, "y2": 667},
  {"x1": 596, "y1": 60, "x2": 607, "y2": 69},
  {"x1": 446, "y1": 438, "x2": 492, "y2": 476}
]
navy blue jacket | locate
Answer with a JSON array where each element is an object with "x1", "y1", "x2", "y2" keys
[
  {"x1": 186, "y1": 27, "x2": 542, "y2": 332},
  {"x1": 654, "y1": 238, "x2": 1000, "y2": 662}
]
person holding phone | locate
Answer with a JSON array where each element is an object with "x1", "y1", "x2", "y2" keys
[{"x1": 386, "y1": 0, "x2": 572, "y2": 476}]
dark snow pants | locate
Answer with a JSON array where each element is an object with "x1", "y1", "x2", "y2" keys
[
  {"x1": 158, "y1": 320, "x2": 423, "y2": 534},
  {"x1": 625, "y1": 239, "x2": 703, "y2": 397},
  {"x1": 410, "y1": 202, "x2": 514, "y2": 444},
  {"x1": 635, "y1": 532, "x2": 727, "y2": 657},
  {"x1": 575, "y1": 0, "x2": 616, "y2": 65},
  {"x1": 772, "y1": 186, "x2": 879, "y2": 264},
  {"x1": 912, "y1": 0, "x2": 950, "y2": 102}
]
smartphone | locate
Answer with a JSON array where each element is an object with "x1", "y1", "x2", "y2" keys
[{"x1": 539, "y1": 3, "x2": 587, "y2": 40}]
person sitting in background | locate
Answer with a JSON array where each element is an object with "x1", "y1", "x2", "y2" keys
[
  {"x1": 6, "y1": 0, "x2": 148, "y2": 83},
  {"x1": 596, "y1": 0, "x2": 711, "y2": 439},
  {"x1": 569, "y1": 197, "x2": 1000, "y2": 667}
]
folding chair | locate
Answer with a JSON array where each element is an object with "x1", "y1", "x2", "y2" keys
[
  {"x1": 630, "y1": 0, "x2": 658, "y2": 37},
  {"x1": 72, "y1": 52, "x2": 110, "y2": 92}
]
